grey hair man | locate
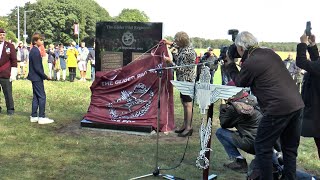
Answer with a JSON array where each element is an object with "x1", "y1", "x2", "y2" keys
[{"x1": 226, "y1": 31, "x2": 305, "y2": 180}]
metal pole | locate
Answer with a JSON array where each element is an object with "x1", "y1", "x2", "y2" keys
[
  {"x1": 203, "y1": 104, "x2": 214, "y2": 180},
  {"x1": 23, "y1": 10, "x2": 35, "y2": 45},
  {"x1": 17, "y1": 6, "x2": 20, "y2": 42},
  {"x1": 24, "y1": 11, "x2": 26, "y2": 45}
]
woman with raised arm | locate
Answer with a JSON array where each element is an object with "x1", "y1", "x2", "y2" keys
[
  {"x1": 296, "y1": 33, "x2": 320, "y2": 159},
  {"x1": 163, "y1": 32, "x2": 196, "y2": 137}
]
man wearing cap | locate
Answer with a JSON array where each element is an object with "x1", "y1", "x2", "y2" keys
[
  {"x1": 216, "y1": 92, "x2": 262, "y2": 173},
  {"x1": 0, "y1": 28, "x2": 17, "y2": 115}
]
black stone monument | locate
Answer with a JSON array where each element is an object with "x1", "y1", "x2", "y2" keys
[{"x1": 95, "y1": 22, "x2": 163, "y2": 72}]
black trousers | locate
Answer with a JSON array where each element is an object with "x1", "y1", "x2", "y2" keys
[
  {"x1": 31, "y1": 81, "x2": 46, "y2": 118},
  {"x1": 255, "y1": 109, "x2": 302, "y2": 180},
  {"x1": 0, "y1": 78, "x2": 14, "y2": 113},
  {"x1": 68, "y1": 67, "x2": 76, "y2": 82}
]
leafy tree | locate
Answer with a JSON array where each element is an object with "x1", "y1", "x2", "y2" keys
[
  {"x1": 114, "y1": 9, "x2": 149, "y2": 22},
  {"x1": 6, "y1": 31, "x2": 18, "y2": 43},
  {"x1": 164, "y1": 35, "x2": 174, "y2": 41},
  {"x1": 7, "y1": 0, "x2": 111, "y2": 46},
  {"x1": 0, "y1": 18, "x2": 9, "y2": 29},
  {"x1": 0, "y1": 17, "x2": 17, "y2": 42}
]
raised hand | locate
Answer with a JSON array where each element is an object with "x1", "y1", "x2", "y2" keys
[
  {"x1": 308, "y1": 34, "x2": 316, "y2": 46},
  {"x1": 300, "y1": 33, "x2": 308, "y2": 44}
]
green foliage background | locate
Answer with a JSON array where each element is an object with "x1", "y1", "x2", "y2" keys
[
  {"x1": 1, "y1": 0, "x2": 316, "y2": 50},
  {"x1": 4, "y1": 0, "x2": 149, "y2": 46}
]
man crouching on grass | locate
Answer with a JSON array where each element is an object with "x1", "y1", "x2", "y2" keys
[
  {"x1": 216, "y1": 92, "x2": 262, "y2": 173},
  {"x1": 27, "y1": 33, "x2": 54, "y2": 124}
]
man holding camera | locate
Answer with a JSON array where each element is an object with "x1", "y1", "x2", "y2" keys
[
  {"x1": 216, "y1": 92, "x2": 262, "y2": 173},
  {"x1": 225, "y1": 31, "x2": 304, "y2": 180}
]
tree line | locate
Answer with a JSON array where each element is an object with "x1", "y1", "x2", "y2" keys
[
  {"x1": 1, "y1": 0, "x2": 317, "y2": 51},
  {"x1": 165, "y1": 36, "x2": 312, "y2": 52},
  {"x1": 3, "y1": 0, "x2": 149, "y2": 46}
]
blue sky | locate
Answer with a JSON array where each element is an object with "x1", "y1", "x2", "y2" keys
[{"x1": 1, "y1": 0, "x2": 319, "y2": 42}]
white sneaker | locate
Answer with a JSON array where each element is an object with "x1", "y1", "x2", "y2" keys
[
  {"x1": 30, "y1": 116, "x2": 39, "y2": 123},
  {"x1": 38, "y1": 117, "x2": 54, "y2": 124}
]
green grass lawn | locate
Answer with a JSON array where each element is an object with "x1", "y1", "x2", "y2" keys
[{"x1": 0, "y1": 61, "x2": 318, "y2": 179}]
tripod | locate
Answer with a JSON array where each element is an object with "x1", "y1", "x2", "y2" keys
[{"x1": 130, "y1": 69, "x2": 184, "y2": 180}]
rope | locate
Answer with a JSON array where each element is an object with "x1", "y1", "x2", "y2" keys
[
  {"x1": 132, "y1": 43, "x2": 162, "y2": 62},
  {"x1": 196, "y1": 117, "x2": 213, "y2": 169}
]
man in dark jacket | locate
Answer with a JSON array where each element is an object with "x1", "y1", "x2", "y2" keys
[
  {"x1": 216, "y1": 92, "x2": 262, "y2": 173},
  {"x1": 226, "y1": 31, "x2": 305, "y2": 179},
  {"x1": 283, "y1": 53, "x2": 304, "y2": 91},
  {"x1": 283, "y1": 53, "x2": 299, "y2": 78},
  {"x1": 0, "y1": 28, "x2": 17, "y2": 115},
  {"x1": 199, "y1": 47, "x2": 218, "y2": 84},
  {"x1": 28, "y1": 33, "x2": 54, "y2": 124},
  {"x1": 296, "y1": 33, "x2": 320, "y2": 159}
]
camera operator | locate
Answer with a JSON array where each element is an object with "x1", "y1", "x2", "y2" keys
[
  {"x1": 296, "y1": 33, "x2": 320, "y2": 159},
  {"x1": 216, "y1": 92, "x2": 262, "y2": 173},
  {"x1": 217, "y1": 92, "x2": 284, "y2": 178},
  {"x1": 225, "y1": 31, "x2": 304, "y2": 180},
  {"x1": 199, "y1": 47, "x2": 218, "y2": 84}
]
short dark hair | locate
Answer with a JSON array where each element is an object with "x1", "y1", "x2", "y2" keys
[{"x1": 31, "y1": 33, "x2": 44, "y2": 45}]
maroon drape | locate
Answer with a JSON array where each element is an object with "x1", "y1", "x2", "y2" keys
[{"x1": 84, "y1": 43, "x2": 175, "y2": 132}]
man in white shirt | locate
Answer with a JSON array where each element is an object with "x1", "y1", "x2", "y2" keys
[{"x1": 77, "y1": 42, "x2": 89, "y2": 81}]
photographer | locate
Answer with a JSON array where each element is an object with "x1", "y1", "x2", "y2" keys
[
  {"x1": 217, "y1": 92, "x2": 284, "y2": 178},
  {"x1": 225, "y1": 31, "x2": 304, "y2": 179},
  {"x1": 216, "y1": 92, "x2": 262, "y2": 173},
  {"x1": 296, "y1": 33, "x2": 320, "y2": 159}
]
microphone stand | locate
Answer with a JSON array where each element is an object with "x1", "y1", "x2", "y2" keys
[
  {"x1": 130, "y1": 67, "x2": 183, "y2": 180},
  {"x1": 130, "y1": 60, "x2": 219, "y2": 180}
]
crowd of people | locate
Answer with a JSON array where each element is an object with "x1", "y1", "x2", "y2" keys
[
  {"x1": 0, "y1": 28, "x2": 96, "y2": 124},
  {"x1": 164, "y1": 30, "x2": 319, "y2": 179},
  {"x1": 11, "y1": 37, "x2": 96, "y2": 83},
  {"x1": 0, "y1": 26, "x2": 319, "y2": 179}
]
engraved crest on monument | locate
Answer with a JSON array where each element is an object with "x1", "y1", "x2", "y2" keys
[{"x1": 96, "y1": 22, "x2": 162, "y2": 71}]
